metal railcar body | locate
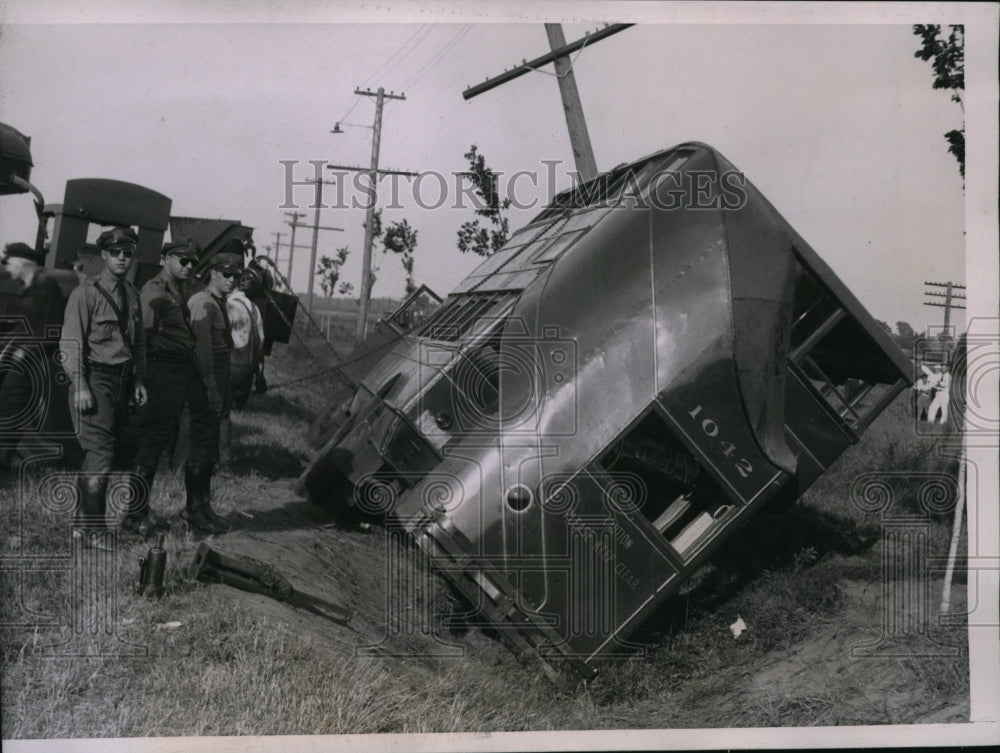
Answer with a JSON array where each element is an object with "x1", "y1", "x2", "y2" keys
[{"x1": 298, "y1": 142, "x2": 911, "y2": 677}]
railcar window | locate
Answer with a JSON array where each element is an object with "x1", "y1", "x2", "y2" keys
[
  {"x1": 529, "y1": 228, "x2": 587, "y2": 264},
  {"x1": 386, "y1": 286, "x2": 442, "y2": 333},
  {"x1": 789, "y1": 254, "x2": 900, "y2": 431},
  {"x1": 414, "y1": 291, "x2": 518, "y2": 342},
  {"x1": 532, "y1": 152, "x2": 687, "y2": 223}
]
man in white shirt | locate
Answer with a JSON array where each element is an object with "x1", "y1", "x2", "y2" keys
[
  {"x1": 927, "y1": 363, "x2": 951, "y2": 424},
  {"x1": 222, "y1": 272, "x2": 265, "y2": 464}
]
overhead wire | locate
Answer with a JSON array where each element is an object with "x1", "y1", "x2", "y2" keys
[
  {"x1": 378, "y1": 24, "x2": 436, "y2": 84},
  {"x1": 361, "y1": 24, "x2": 428, "y2": 86},
  {"x1": 401, "y1": 24, "x2": 473, "y2": 91}
]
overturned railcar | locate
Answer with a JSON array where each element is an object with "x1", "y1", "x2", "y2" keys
[{"x1": 298, "y1": 142, "x2": 911, "y2": 677}]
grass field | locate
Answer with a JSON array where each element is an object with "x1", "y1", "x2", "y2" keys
[{"x1": 0, "y1": 319, "x2": 970, "y2": 738}]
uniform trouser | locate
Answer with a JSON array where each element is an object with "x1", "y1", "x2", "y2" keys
[
  {"x1": 73, "y1": 368, "x2": 132, "y2": 474},
  {"x1": 133, "y1": 357, "x2": 202, "y2": 474},
  {"x1": 188, "y1": 353, "x2": 231, "y2": 467},
  {"x1": 230, "y1": 362, "x2": 255, "y2": 410}
]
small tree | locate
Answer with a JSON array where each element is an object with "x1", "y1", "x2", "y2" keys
[
  {"x1": 895, "y1": 321, "x2": 917, "y2": 350},
  {"x1": 316, "y1": 246, "x2": 350, "y2": 300},
  {"x1": 383, "y1": 219, "x2": 419, "y2": 295},
  {"x1": 457, "y1": 144, "x2": 510, "y2": 257},
  {"x1": 913, "y1": 24, "x2": 964, "y2": 180}
]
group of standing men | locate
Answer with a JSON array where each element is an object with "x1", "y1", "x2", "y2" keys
[
  {"x1": 913, "y1": 362, "x2": 952, "y2": 424},
  {"x1": 2, "y1": 227, "x2": 262, "y2": 547}
]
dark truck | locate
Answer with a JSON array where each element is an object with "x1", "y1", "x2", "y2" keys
[{"x1": 298, "y1": 142, "x2": 912, "y2": 678}]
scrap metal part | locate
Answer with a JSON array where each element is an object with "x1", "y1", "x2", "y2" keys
[{"x1": 191, "y1": 543, "x2": 354, "y2": 625}]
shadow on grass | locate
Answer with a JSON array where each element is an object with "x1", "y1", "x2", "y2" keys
[
  {"x1": 237, "y1": 392, "x2": 318, "y2": 423},
  {"x1": 229, "y1": 443, "x2": 306, "y2": 479}
]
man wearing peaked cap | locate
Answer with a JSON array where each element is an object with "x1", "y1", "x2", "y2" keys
[
  {"x1": 121, "y1": 237, "x2": 201, "y2": 535},
  {"x1": 59, "y1": 226, "x2": 147, "y2": 549},
  {"x1": 0, "y1": 241, "x2": 66, "y2": 471},
  {"x1": 211, "y1": 251, "x2": 243, "y2": 272},
  {"x1": 160, "y1": 238, "x2": 200, "y2": 258},
  {"x1": 183, "y1": 248, "x2": 242, "y2": 533},
  {"x1": 96, "y1": 226, "x2": 139, "y2": 251}
]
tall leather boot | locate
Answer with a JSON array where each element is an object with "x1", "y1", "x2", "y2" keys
[
  {"x1": 182, "y1": 463, "x2": 223, "y2": 534},
  {"x1": 120, "y1": 466, "x2": 157, "y2": 536},
  {"x1": 73, "y1": 475, "x2": 113, "y2": 551},
  {"x1": 218, "y1": 417, "x2": 233, "y2": 468},
  {"x1": 198, "y1": 463, "x2": 229, "y2": 533}
]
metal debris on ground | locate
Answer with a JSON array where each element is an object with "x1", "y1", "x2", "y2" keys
[{"x1": 191, "y1": 543, "x2": 354, "y2": 625}]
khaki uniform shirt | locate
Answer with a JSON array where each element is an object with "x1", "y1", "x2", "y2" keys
[
  {"x1": 188, "y1": 290, "x2": 232, "y2": 392},
  {"x1": 141, "y1": 269, "x2": 196, "y2": 354},
  {"x1": 60, "y1": 268, "x2": 147, "y2": 385}
]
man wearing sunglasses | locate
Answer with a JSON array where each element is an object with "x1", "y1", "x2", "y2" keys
[
  {"x1": 184, "y1": 251, "x2": 242, "y2": 534},
  {"x1": 121, "y1": 238, "x2": 200, "y2": 535},
  {"x1": 59, "y1": 226, "x2": 147, "y2": 548}
]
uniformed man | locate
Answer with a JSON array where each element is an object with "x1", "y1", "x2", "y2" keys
[
  {"x1": 185, "y1": 251, "x2": 241, "y2": 532},
  {"x1": 122, "y1": 238, "x2": 203, "y2": 535},
  {"x1": 59, "y1": 227, "x2": 147, "y2": 545},
  {"x1": 0, "y1": 242, "x2": 66, "y2": 470}
]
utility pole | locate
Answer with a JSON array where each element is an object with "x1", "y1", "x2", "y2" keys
[
  {"x1": 303, "y1": 178, "x2": 344, "y2": 313},
  {"x1": 544, "y1": 24, "x2": 598, "y2": 182},
  {"x1": 923, "y1": 280, "x2": 967, "y2": 331},
  {"x1": 284, "y1": 211, "x2": 306, "y2": 289},
  {"x1": 330, "y1": 86, "x2": 414, "y2": 342},
  {"x1": 270, "y1": 231, "x2": 283, "y2": 265},
  {"x1": 463, "y1": 23, "x2": 632, "y2": 183}
]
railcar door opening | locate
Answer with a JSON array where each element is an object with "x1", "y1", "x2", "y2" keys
[
  {"x1": 595, "y1": 408, "x2": 738, "y2": 562},
  {"x1": 783, "y1": 250, "x2": 908, "y2": 487}
]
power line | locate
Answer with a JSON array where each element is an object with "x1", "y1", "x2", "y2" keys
[
  {"x1": 377, "y1": 24, "x2": 437, "y2": 83},
  {"x1": 402, "y1": 24, "x2": 473, "y2": 90},
  {"x1": 330, "y1": 87, "x2": 418, "y2": 342},
  {"x1": 362, "y1": 24, "x2": 428, "y2": 85},
  {"x1": 461, "y1": 23, "x2": 633, "y2": 183}
]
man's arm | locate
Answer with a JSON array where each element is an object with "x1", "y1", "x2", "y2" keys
[
  {"x1": 59, "y1": 285, "x2": 90, "y2": 388},
  {"x1": 132, "y1": 288, "x2": 147, "y2": 382},
  {"x1": 189, "y1": 295, "x2": 218, "y2": 394}
]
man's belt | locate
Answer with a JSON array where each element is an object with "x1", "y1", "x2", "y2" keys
[
  {"x1": 87, "y1": 360, "x2": 133, "y2": 376},
  {"x1": 148, "y1": 350, "x2": 194, "y2": 363}
]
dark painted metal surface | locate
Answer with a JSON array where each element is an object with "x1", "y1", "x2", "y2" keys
[
  {"x1": 44, "y1": 178, "x2": 173, "y2": 287},
  {"x1": 298, "y1": 142, "x2": 912, "y2": 677}
]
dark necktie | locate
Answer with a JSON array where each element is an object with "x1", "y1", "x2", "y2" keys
[
  {"x1": 115, "y1": 282, "x2": 130, "y2": 339},
  {"x1": 213, "y1": 295, "x2": 234, "y2": 348}
]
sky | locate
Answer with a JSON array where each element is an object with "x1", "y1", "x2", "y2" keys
[{"x1": 0, "y1": 2, "x2": 995, "y2": 334}]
